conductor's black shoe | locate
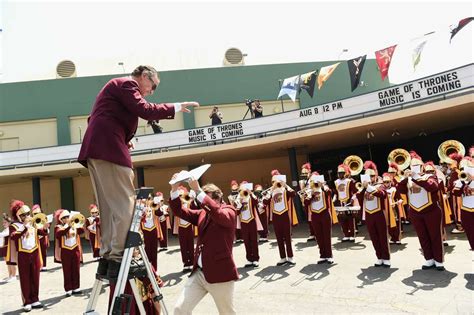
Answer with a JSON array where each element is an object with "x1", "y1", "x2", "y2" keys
[{"x1": 96, "y1": 258, "x2": 108, "y2": 277}]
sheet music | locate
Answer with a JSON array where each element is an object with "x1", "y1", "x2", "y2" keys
[{"x1": 169, "y1": 164, "x2": 211, "y2": 185}]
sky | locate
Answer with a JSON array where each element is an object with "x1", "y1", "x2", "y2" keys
[{"x1": 0, "y1": 0, "x2": 473, "y2": 84}]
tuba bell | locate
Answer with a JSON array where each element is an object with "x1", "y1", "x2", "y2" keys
[
  {"x1": 70, "y1": 213, "x2": 85, "y2": 228},
  {"x1": 343, "y1": 155, "x2": 363, "y2": 176},
  {"x1": 32, "y1": 213, "x2": 47, "y2": 229},
  {"x1": 438, "y1": 140, "x2": 466, "y2": 164},
  {"x1": 388, "y1": 148, "x2": 411, "y2": 171}
]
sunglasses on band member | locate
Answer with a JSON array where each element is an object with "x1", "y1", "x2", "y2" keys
[{"x1": 146, "y1": 75, "x2": 157, "y2": 91}]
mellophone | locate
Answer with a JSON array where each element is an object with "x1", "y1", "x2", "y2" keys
[{"x1": 334, "y1": 206, "x2": 361, "y2": 214}]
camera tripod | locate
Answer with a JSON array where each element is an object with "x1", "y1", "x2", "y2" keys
[{"x1": 84, "y1": 187, "x2": 168, "y2": 315}]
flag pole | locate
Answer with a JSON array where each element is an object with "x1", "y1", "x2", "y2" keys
[{"x1": 278, "y1": 79, "x2": 285, "y2": 113}]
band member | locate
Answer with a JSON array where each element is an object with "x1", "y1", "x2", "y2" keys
[
  {"x1": 424, "y1": 161, "x2": 453, "y2": 245},
  {"x1": 397, "y1": 151, "x2": 445, "y2": 271},
  {"x1": 254, "y1": 184, "x2": 269, "y2": 242},
  {"x1": 333, "y1": 164, "x2": 358, "y2": 242},
  {"x1": 388, "y1": 162, "x2": 409, "y2": 225},
  {"x1": 155, "y1": 192, "x2": 171, "y2": 251},
  {"x1": 303, "y1": 172, "x2": 337, "y2": 264},
  {"x1": 8, "y1": 200, "x2": 46, "y2": 311},
  {"x1": 85, "y1": 204, "x2": 101, "y2": 260},
  {"x1": 357, "y1": 162, "x2": 391, "y2": 267},
  {"x1": 140, "y1": 198, "x2": 163, "y2": 271},
  {"x1": 1, "y1": 214, "x2": 17, "y2": 283},
  {"x1": 446, "y1": 153, "x2": 464, "y2": 234},
  {"x1": 263, "y1": 170, "x2": 298, "y2": 266},
  {"x1": 452, "y1": 162, "x2": 474, "y2": 250},
  {"x1": 31, "y1": 205, "x2": 50, "y2": 271},
  {"x1": 299, "y1": 163, "x2": 316, "y2": 241},
  {"x1": 55, "y1": 209, "x2": 84, "y2": 296},
  {"x1": 173, "y1": 187, "x2": 196, "y2": 272},
  {"x1": 234, "y1": 181, "x2": 263, "y2": 267},
  {"x1": 228, "y1": 180, "x2": 243, "y2": 243},
  {"x1": 383, "y1": 173, "x2": 403, "y2": 244}
]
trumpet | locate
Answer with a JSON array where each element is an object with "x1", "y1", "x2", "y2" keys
[
  {"x1": 355, "y1": 182, "x2": 363, "y2": 191},
  {"x1": 2, "y1": 213, "x2": 13, "y2": 223},
  {"x1": 70, "y1": 213, "x2": 85, "y2": 228},
  {"x1": 32, "y1": 213, "x2": 47, "y2": 229}
]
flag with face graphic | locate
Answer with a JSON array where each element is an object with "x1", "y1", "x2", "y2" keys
[
  {"x1": 299, "y1": 70, "x2": 317, "y2": 97},
  {"x1": 277, "y1": 75, "x2": 301, "y2": 102},
  {"x1": 449, "y1": 17, "x2": 473, "y2": 43},
  {"x1": 375, "y1": 45, "x2": 397, "y2": 81},
  {"x1": 317, "y1": 62, "x2": 340, "y2": 90},
  {"x1": 347, "y1": 55, "x2": 367, "y2": 92}
]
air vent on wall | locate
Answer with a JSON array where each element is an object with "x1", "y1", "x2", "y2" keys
[
  {"x1": 56, "y1": 60, "x2": 77, "y2": 78},
  {"x1": 223, "y1": 48, "x2": 246, "y2": 66}
]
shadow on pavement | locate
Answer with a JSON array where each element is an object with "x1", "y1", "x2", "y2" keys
[
  {"x1": 402, "y1": 269, "x2": 457, "y2": 295},
  {"x1": 356, "y1": 266, "x2": 398, "y2": 288},
  {"x1": 161, "y1": 271, "x2": 187, "y2": 287},
  {"x1": 333, "y1": 241, "x2": 367, "y2": 251},
  {"x1": 249, "y1": 265, "x2": 292, "y2": 289},
  {"x1": 464, "y1": 273, "x2": 473, "y2": 290},
  {"x1": 3, "y1": 287, "x2": 96, "y2": 315},
  {"x1": 295, "y1": 240, "x2": 316, "y2": 251},
  {"x1": 291, "y1": 263, "x2": 336, "y2": 287},
  {"x1": 389, "y1": 243, "x2": 407, "y2": 253}
]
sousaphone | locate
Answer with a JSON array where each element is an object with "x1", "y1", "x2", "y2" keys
[
  {"x1": 343, "y1": 155, "x2": 363, "y2": 176},
  {"x1": 387, "y1": 148, "x2": 411, "y2": 171},
  {"x1": 438, "y1": 140, "x2": 465, "y2": 164}
]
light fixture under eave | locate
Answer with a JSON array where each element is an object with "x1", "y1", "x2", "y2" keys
[
  {"x1": 392, "y1": 129, "x2": 400, "y2": 137},
  {"x1": 367, "y1": 130, "x2": 375, "y2": 139},
  {"x1": 419, "y1": 130, "x2": 427, "y2": 137}
]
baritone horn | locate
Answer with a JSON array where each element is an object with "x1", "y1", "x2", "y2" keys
[
  {"x1": 343, "y1": 155, "x2": 363, "y2": 176},
  {"x1": 32, "y1": 213, "x2": 47, "y2": 229},
  {"x1": 388, "y1": 148, "x2": 411, "y2": 171},
  {"x1": 70, "y1": 213, "x2": 85, "y2": 228},
  {"x1": 438, "y1": 140, "x2": 465, "y2": 164}
]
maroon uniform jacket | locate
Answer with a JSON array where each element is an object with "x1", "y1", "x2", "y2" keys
[
  {"x1": 169, "y1": 195, "x2": 239, "y2": 284},
  {"x1": 78, "y1": 77, "x2": 175, "y2": 168}
]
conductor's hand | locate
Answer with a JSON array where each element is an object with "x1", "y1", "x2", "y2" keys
[
  {"x1": 188, "y1": 178, "x2": 200, "y2": 192},
  {"x1": 180, "y1": 102, "x2": 200, "y2": 113}
]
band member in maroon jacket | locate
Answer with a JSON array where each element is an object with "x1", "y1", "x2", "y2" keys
[
  {"x1": 303, "y1": 172, "x2": 335, "y2": 264},
  {"x1": 397, "y1": 151, "x2": 445, "y2": 271},
  {"x1": 357, "y1": 162, "x2": 391, "y2": 267},
  {"x1": 141, "y1": 199, "x2": 163, "y2": 272},
  {"x1": 254, "y1": 184, "x2": 270, "y2": 242},
  {"x1": 446, "y1": 153, "x2": 464, "y2": 234},
  {"x1": 77, "y1": 65, "x2": 199, "y2": 278},
  {"x1": 85, "y1": 204, "x2": 101, "y2": 260},
  {"x1": 55, "y1": 209, "x2": 84, "y2": 296},
  {"x1": 452, "y1": 162, "x2": 474, "y2": 250},
  {"x1": 299, "y1": 163, "x2": 316, "y2": 241},
  {"x1": 333, "y1": 164, "x2": 358, "y2": 242},
  {"x1": 173, "y1": 187, "x2": 197, "y2": 272},
  {"x1": 384, "y1": 173, "x2": 403, "y2": 244},
  {"x1": 227, "y1": 180, "x2": 243, "y2": 243},
  {"x1": 8, "y1": 200, "x2": 47, "y2": 312},
  {"x1": 263, "y1": 170, "x2": 299, "y2": 266},
  {"x1": 234, "y1": 182, "x2": 262, "y2": 267},
  {"x1": 1, "y1": 215, "x2": 17, "y2": 283},
  {"x1": 155, "y1": 192, "x2": 171, "y2": 251},
  {"x1": 31, "y1": 204, "x2": 50, "y2": 271},
  {"x1": 169, "y1": 176, "x2": 238, "y2": 315}
]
